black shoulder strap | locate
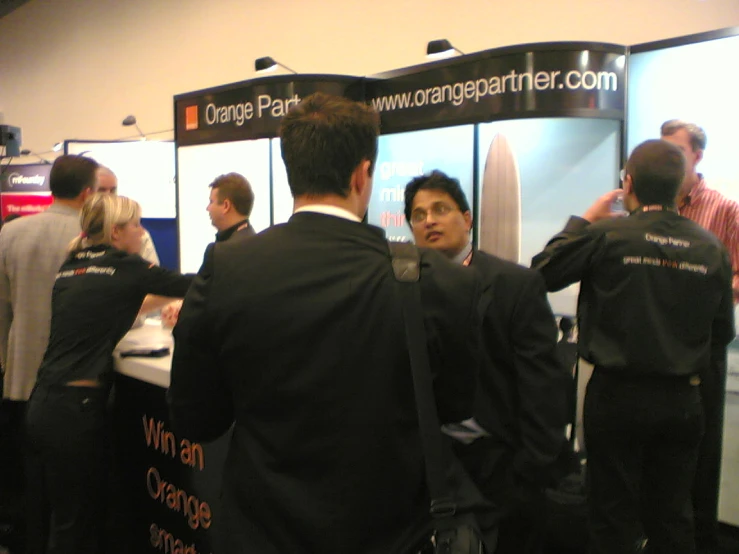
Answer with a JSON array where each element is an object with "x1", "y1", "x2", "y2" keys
[{"x1": 388, "y1": 242, "x2": 456, "y2": 517}]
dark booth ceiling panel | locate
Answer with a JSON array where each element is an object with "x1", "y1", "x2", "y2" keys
[{"x1": 0, "y1": 0, "x2": 30, "y2": 20}]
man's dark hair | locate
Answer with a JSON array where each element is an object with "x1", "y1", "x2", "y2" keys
[
  {"x1": 49, "y1": 155, "x2": 99, "y2": 199},
  {"x1": 625, "y1": 139, "x2": 685, "y2": 206},
  {"x1": 279, "y1": 92, "x2": 380, "y2": 198},
  {"x1": 559, "y1": 316, "x2": 574, "y2": 335},
  {"x1": 209, "y1": 172, "x2": 255, "y2": 217},
  {"x1": 403, "y1": 170, "x2": 471, "y2": 225}
]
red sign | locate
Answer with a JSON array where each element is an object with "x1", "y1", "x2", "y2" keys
[{"x1": 1, "y1": 193, "x2": 53, "y2": 219}]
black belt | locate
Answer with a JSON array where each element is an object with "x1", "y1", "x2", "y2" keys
[
  {"x1": 594, "y1": 367, "x2": 701, "y2": 386},
  {"x1": 30, "y1": 383, "x2": 109, "y2": 402}
]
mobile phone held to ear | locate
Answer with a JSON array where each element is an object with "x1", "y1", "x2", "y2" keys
[{"x1": 611, "y1": 191, "x2": 627, "y2": 216}]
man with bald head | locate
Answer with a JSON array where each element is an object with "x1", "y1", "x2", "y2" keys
[{"x1": 95, "y1": 166, "x2": 159, "y2": 264}]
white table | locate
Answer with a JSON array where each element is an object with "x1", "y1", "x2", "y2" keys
[{"x1": 114, "y1": 319, "x2": 173, "y2": 388}]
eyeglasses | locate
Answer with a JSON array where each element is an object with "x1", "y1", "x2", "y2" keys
[{"x1": 410, "y1": 202, "x2": 456, "y2": 225}]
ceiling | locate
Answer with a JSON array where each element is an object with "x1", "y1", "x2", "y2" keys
[{"x1": 0, "y1": 0, "x2": 30, "y2": 20}]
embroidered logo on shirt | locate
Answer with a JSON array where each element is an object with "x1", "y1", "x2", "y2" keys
[
  {"x1": 75, "y1": 250, "x2": 106, "y2": 259},
  {"x1": 57, "y1": 266, "x2": 117, "y2": 279}
]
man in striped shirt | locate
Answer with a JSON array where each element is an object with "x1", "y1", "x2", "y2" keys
[
  {"x1": 661, "y1": 119, "x2": 738, "y2": 554},
  {"x1": 661, "y1": 120, "x2": 739, "y2": 301}
]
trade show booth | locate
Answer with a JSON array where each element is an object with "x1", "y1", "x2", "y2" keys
[
  {"x1": 114, "y1": 40, "x2": 629, "y2": 553},
  {"x1": 107, "y1": 29, "x2": 738, "y2": 553}
]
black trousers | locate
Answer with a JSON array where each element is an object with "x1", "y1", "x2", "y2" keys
[
  {"x1": 494, "y1": 488, "x2": 546, "y2": 554},
  {"x1": 584, "y1": 371, "x2": 704, "y2": 554},
  {"x1": 692, "y1": 369, "x2": 726, "y2": 554},
  {"x1": 0, "y1": 399, "x2": 26, "y2": 552},
  {"x1": 453, "y1": 438, "x2": 543, "y2": 554},
  {"x1": 25, "y1": 385, "x2": 110, "y2": 554}
]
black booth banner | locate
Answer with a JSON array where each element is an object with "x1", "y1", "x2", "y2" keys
[
  {"x1": 175, "y1": 75, "x2": 364, "y2": 146},
  {"x1": 0, "y1": 163, "x2": 52, "y2": 193},
  {"x1": 365, "y1": 45, "x2": 626, "y2": 134},
  {"x1": 113, "y1": 374, "x2": 230, "y2": 554}
]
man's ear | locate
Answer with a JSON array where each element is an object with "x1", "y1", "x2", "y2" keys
[
  {"x1": 622, "y1": 175, "x2": 638, "y2": 210},
  {"x1": 351, "y1": 160, "x2": 372, "y2": 197},
  {"x1": 222, "y1": 198, "x2": 233, "y2": 214},
  {"x1": 623, "y1": 175, "x2": 633, "y2": 196},
  {"x1": 462, "y1": 210, "x2": 473, "y2": 232},
  {"x1": 695, "y1": 149, "x2": 704, "y2": 165}
]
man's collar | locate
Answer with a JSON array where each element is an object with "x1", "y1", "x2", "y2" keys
[
  {"x1": 46, "y1": 202, "x2": 80, "y2": 217},
  {"x1": 215, "y1": 219, "x2": 249, "y2": 242},
  {"x1": 681, "y1": 174, "x2": 706, "y2": 209},
  {"x1": 451, "y1": 242, "x2": 473, "y2": 265},
  {"x1": 294, "y1": 204, "x2": 361, "y2": 223}
]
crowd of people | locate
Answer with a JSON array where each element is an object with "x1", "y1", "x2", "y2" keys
[{"x1": 0, "y1": 93, "x2": 735, "y2": 554}]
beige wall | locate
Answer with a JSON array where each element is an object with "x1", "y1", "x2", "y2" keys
[{"x1": 1, "y1": 0, "x2": 738, "y2": 156}]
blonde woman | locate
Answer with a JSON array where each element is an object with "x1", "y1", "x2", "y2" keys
[{"x1": 25, "y1": 194, "x2": 192, "y2": 554}]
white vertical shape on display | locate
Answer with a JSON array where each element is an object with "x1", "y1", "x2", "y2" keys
[{"x1": 479, "y1": 133, "x2": 521, "y2": 263}]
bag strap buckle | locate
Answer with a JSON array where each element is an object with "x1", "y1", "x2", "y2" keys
[
  {"x1": 430, "y1": 497, "x2": 457, "y2": 518},
  {"x1": 389, "y1": 242, "x2": 421, "y2": 283}
]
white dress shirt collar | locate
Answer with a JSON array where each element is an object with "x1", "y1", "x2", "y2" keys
[{"x1": 294, "y1": 205, "x2": 362, "y2": 223}]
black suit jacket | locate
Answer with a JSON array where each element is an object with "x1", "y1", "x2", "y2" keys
[
  {"x1": 169, "y1": 212, "x2": 483, "y2": 554},
  {"x1": 456, "y1": 250, "x2": 568, "y2": 504}
]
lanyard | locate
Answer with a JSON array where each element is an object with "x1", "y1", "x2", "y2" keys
[
  {"x1": 462, "y1": 250, "x2": 473, "y2": 267},
  {"x1": 636, "y1": 205, "x2": 677, "y2": 214}
]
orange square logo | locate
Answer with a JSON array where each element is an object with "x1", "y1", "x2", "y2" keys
[{"x1": 185, "y1": 105, "x2": 198, "y2": 131}]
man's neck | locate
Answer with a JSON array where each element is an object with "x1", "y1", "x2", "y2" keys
[
  {"x1": 218, "y1": 216, "x2": 248, "y2": 232},
  {"x1": 293, "y1": 194, "x2": 361, "y2": 219},
  {"x1": 677, "y1": 172, "x2": 701, "y2": 206},
  {"x1": 450, "y1": 242, "x2": 473, "y2": 265},
  {"x1": 52, "y1": 197, "x2": 84, "y2": 211}
]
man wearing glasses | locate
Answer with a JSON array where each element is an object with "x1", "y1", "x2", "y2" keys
[{"x1": 404, "y1": 170, "x2": 569, "y2": 554}]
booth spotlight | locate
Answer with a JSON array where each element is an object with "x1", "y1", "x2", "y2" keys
[
  {"x1": 254, "y1": 56, "x2": 297, "y2": 74},
  {"x1": 122, "y1": 115, "x2": 146, "y2": 140},
  {"x1": 52, "y1": 142, "x2": 63, "y2": 152},
  {"x1": 426, "y1": 39, "x2": 465, "y2": 59},
  {"x1": 20, "y1": 149, "x2": 52, "y2": 164}
]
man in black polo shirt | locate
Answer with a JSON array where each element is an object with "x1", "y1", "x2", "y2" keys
[
  {"x1": 206, "y1": 172, "x2": 256, "y2": 242},
  {"x1": 531, "y1": 139, "x2": 735, "y2": 554}
]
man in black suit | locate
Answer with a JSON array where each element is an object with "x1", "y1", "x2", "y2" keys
[
  {"x1": 168, "y1": 94, "x2": 485, "y2": 554},
  {"x1": 404, "y1": 170, "x2": 569, "y2": 554},
  {"x1": 206, "y1": 172, "x2": 257, "y2": 242}
]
